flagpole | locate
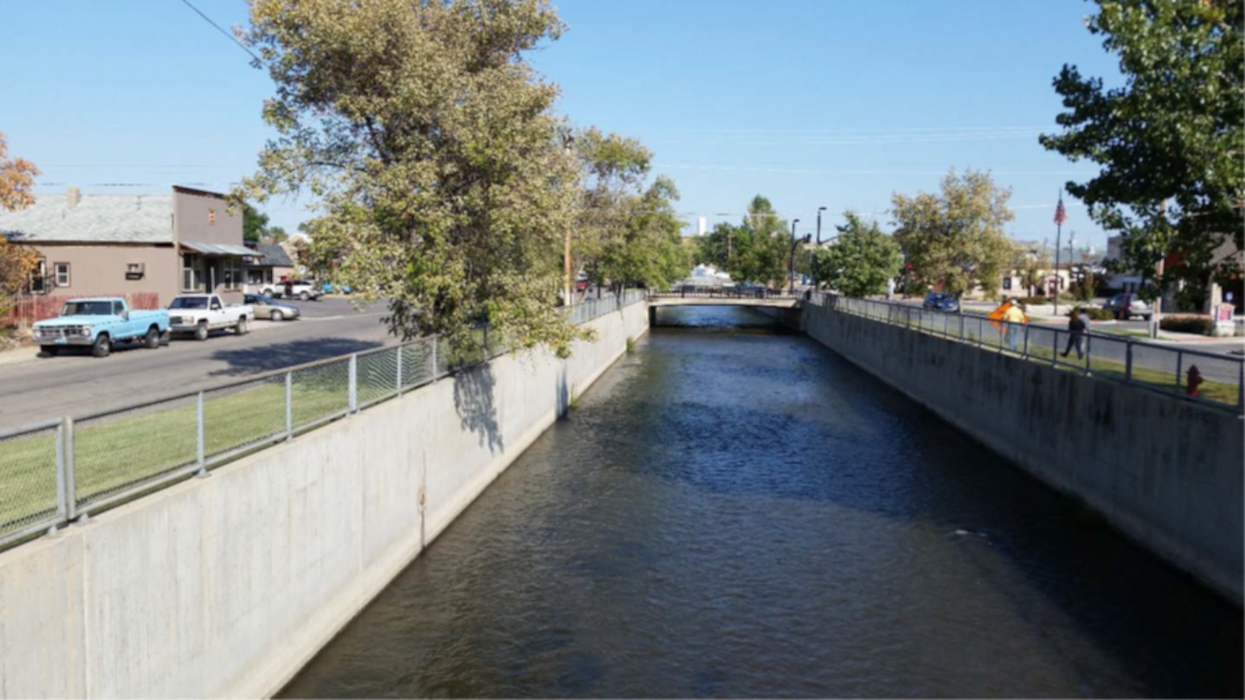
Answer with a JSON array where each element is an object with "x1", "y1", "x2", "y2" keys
[{"x1": 1053, "y1": 190, "x2": 1063, "y2": 317}]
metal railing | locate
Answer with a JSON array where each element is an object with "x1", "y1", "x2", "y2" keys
[
  {"x1": 809, "y1": 292, "x2": 1245, "y2": 415},
  {"x1": 0, "y1": 292, "x2": 646, "y2": 549}
]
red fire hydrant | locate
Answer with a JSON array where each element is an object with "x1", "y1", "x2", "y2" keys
[{"x1": 1186, "y1": 365, "x2": 1204, "y2": 397}]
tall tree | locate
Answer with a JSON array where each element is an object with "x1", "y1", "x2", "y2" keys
[
  {"x1": 813, "y1": 212, "x2": 903, "y2": 297},
  {"x1": 698, "y1": 196, "x2": 790, "y2": 286},
  {"x1": 892, "y1": 170, "x2": 1016, "y2": 298},
  {"x1": 1039, "y1": 0, "x2": 1244, "y2": 296},
  {"x1": 241, "y1": 202, "x2": 288, "y2": 243},
  {"x1": 236, "y1": 0, "x2": 586, "y2": 355},
  {"x1": 0, "y1": 131, "x2": 38, "y2": 212},
  {"x1": 0, "y1": 131, "x2": 40, "y2": 337}
]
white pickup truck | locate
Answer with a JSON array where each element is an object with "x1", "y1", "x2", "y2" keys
[{"x1": 167, "y1": 294, "x2": 255, "y2": 341}]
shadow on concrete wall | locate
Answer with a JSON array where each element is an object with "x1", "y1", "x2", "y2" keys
[
  {"x1": 555, "y1": 362, "x2": 570, "y2": 418},
  {"x1": 454, "y1": 361, "x2": 503, "y2": 454}
]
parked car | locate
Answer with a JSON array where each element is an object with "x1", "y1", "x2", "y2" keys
[
  {"x1": 923, "y1": 292, "x2": 960, "y2": 313},
  {"x1": 575, "y1": 278, "x2": 591, "y2": 292},
  {"x1": 168, "y1": 294, "x2": 255, "y2": 340},
  {"x1": 261, "y1": 279, "x2": 322, "y2": 301},
  {"x1": 321, "y1": 281, "x2": 353, "y2": 295},
  {"x1": 1103, "y1": 293, "x2": 1152, "y2": 320},
  {"x1": 244, "y1": 294, "x2": 301, "y2": 322},
  {"x1": 33, "y1": 297, "x2": 169, "y2": 358}
]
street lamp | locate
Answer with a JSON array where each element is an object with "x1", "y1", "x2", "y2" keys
[{"x1": 814, "y1": 206, "x2": 827, "y2": 289}]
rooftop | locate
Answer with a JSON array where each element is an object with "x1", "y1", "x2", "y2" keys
[{"x1": 0, "y1": 193, "x2": 174, "y2": 244}]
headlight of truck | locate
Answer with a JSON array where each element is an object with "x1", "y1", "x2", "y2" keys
[{"x1": 77, "y1": 325, "x2": 92, "y2": 336}]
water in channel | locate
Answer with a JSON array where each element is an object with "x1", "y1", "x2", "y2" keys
[{"x1": 282, "y1": 306, "x2": 1242, "y2": 698}]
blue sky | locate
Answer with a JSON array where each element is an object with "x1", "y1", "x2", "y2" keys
[{"x1": 1, "y1": 0, "x2": 1118, "y2": 250}]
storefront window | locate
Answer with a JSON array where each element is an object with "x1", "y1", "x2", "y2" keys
[{"x1": 182, "y1": 254, "x2": 202, "y2": 291}]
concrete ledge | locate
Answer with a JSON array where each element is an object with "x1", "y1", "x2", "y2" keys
[
  {"x1": 803, "y1": 303, "x2": 1244, "y2": 606},
  {"x1": 0, "y1": 303, "x2": 650, "y2": 699}
]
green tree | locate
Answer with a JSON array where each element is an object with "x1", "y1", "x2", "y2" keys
[
  {"x1": 698, "y1": 196, "x2": 790, "y2": 286},
  {"x1": 242, "y1": 202, "x2": 288, "y2": 243},
  {"x1": 573, "y1": 127, "x2": 685, "y2": 290},
  {"x1": 1018, "y1": 245, "x2": 1052, "y2": 297},
  {"x1": 236, "y1": 0, "x2": 587, "y2": 355},
  {"x1": 813, "y1": 212, "x2": 902, "y2": 297},
  {"x1": 892, "y1": 169, "x2": 1016, "y2": 298},
  {"x1": 1039, "y1": 0, "x2": 1244, "y2": 298}
]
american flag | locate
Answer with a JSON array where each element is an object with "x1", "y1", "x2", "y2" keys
[{"x1": 1054, "y1": 198, "x2": 1068, "y2": 226}]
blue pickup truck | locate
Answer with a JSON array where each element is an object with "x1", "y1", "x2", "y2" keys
[{"x1": 32, "y1": 297, "x2": 170, "y2": 358}]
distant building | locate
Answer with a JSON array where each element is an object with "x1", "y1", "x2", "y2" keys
[
  {"x1": 0, "y1": 186, "x2": 250, "y2": 305},
  {"x1": 697, "y1": 216, "x2": 707, "y2": 236},
  {"x1": 242, "y1": 242, "x2": 297, "y2": 293}
]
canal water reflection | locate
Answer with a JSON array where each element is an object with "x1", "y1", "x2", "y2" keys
[{"x1": 282, "y1": 306, "x2": 1243, "y2": 698}]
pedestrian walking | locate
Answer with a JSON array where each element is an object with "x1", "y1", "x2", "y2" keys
[
  {"x1": 1002, "y1": 299, "x2": 1026, "y2": 351},
  {"x1": 886, "y1": 278, "x2": 896, "y2": 302},
  {"x1": 1062, "y1": 308, "x2": 1089, "y2": 359}
]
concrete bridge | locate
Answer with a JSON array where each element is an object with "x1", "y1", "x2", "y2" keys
[{"x1": 647, "y1": 291, "x2": 800, "y2": 308}]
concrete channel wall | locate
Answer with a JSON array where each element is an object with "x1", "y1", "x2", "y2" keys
[
  {"x1": 803, "y1": 303, "x2": 1244, "y2": 605},
  {"x1": 0, "y1": 303, "x2": 649, "y2": 699}
]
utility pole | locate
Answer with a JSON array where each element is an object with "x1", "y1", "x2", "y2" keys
[
  {"x1": 789, "y1": 219, "x2": 800, "y2": 294},
  {"x1": 561, "y1": 130, "x2": 575, "y2": 304},
  {"x1": 814, "y1": 206, "x2": 827, "y2": 290},
  {"x1": 1053, "y1": 190, "x2": 1067, "y2": 316}
]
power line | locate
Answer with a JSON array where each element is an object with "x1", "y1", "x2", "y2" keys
[{"x1": 178, "y1": 0, "x2": 262, "y2": 64}]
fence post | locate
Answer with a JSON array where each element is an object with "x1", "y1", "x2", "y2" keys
[
  {"x1": 432, "y1": 337, "x2": 440, "y2": 380},
  {"x1": 396, "y1": 344, "x2": 404, "y2": 396},
  {"x1": 1022, "y1": 324, "x2": 1030, "y2": 358},
  {"x1": 1238, "y1": 361, "x2": 1244, "y2": 413},
  {"x1": 53, "y1": 420, "x2": 66, "y2": 532},
  {"x1": 1125, "y1": 339, "x2": 1134, "y2": 382},
  {"x1": 1174, "y1": 350, "x2": 1183, "y2": 390},
  {"x1": 1051, "y1": 330, "x2": 1058, "y2": 367},
  {"x1": 348, "y1": 354, "x2": 359, "y2": 413},
  {"x1": 483, "y1": 326, "x2": 490, "y2": 359},
  {"x1": 285, "y1": 371, "x2": 293, "y2": 440},
  {"x1": 196, "y1": 391, "x2": 207, "y2": 477},
  {"x1": 1084, "y1": 335, "x2": 1092, "y2": 376}
]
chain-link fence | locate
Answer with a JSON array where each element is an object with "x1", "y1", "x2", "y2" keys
[
  {"x1": 0, "y1": 420, "x2": 62, "y2": 546},
  {"x1": 814, "y1": 292, "x2": 1245, "y2": 413},
  {"x1": 0, "y1": 290, "x2": 650, "y2": 549}
]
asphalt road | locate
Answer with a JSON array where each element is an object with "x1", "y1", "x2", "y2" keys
[{"x1": 0, "y1": 298, "x2": 397, "y2": 429}]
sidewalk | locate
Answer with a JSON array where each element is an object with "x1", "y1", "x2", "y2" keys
[{"x1": 0, "y1": 345, "x2": 39, "y2": 367}]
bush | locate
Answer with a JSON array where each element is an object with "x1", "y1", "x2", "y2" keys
[
  {"x1": 1160, "y1": 315, "x2": 1214, "y2": 335},
  {"x1": 1069, "y1": 307, "x2": 1114, "y2": 321},
  {"x1": 1009, "y1": 295, "x2": 1050, "y2": 306}
]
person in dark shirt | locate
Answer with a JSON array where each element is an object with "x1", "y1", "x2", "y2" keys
[{"x1": 1062, "y1": 308, "x2": 1089, "y2": 359}]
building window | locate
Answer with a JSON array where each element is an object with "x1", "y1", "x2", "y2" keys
[
  {"x1": 27, "y1": 259, "x2": 47, "y2": 294},
  {"x1": 54, "y1": 263, "x2": 70, "y2": 288},
  {"x1": 223, "y1": 257, "x2": 242, "y2": 290},
  {"x1": 208, "y1": 209, "x2": 216, "y2": 225},
  {"x1": 183, "y1": 253, "x2": 202, "y2": 292},
  {"x1": 1002, "y1": 277, "x2": 1012, "y2": 291}
]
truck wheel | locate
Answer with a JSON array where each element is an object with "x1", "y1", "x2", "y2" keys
[
  {"x1": 92, "y1": 334, "x2": 111, "y2": 358},
  {"x1": 235, "y1": 317, "x2": 249, "y2": 335},
  {"x1": 194, "y1": 322, "x2": 209, "y2": 341},
  {"x1": 300, "y1": 291, "x2": 310, "y2": 301},
  {"x1": 271, "y1": 310, "x2": 284, "y2": 322},
  {"x1": 145, "y1": 326, "x2": 160, "y2": 349}
]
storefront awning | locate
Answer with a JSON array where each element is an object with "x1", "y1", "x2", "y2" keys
[{"x1": 180, "y1": 241, "x2": 255, "y2": 256}]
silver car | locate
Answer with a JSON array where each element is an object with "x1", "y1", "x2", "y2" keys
[
  {"x1": 1103, "y1": 293, "x2": 1152, "y2": 320},
  {"x1": 244, "y1": 294, "x2": 301, "y2": 322}
]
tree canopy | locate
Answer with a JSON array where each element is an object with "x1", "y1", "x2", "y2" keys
[
  {"x1": 698, "y1": 195, "x2": 791, "y2": 286},
  {"x1": 813, "y1": 212, "x2": 902, "y2": 297},
  {"x1": 0, "y1": 131, "x2": 41, "y2": 337},
  {"x1": 574, "y1": 128, "x2": 688, "y2": 291},
  {"x1": 1039, "y1": 0, "x2": 1244, "y2": 296},
  {"x1": 891, "y1": 169, "x2": 1015, "y2": 298},
  {"x1": 242, "y1": 203, "x2": 288, "y2": 243},
  {"x1": 236, "y1": 0, "x2": 586, "y2": 356},
  {"x1": 0, "y1": 131, "x2": 38, "y2": 213}
]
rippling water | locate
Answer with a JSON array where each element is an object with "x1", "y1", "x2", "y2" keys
[{"x1": 282, "y1": 306, "x2": 1243, "y2": 698}]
